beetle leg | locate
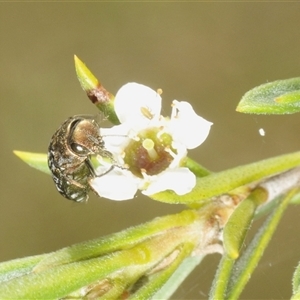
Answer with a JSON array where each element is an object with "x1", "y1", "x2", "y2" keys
[{"x1": 85, "y1": 158, "x2": 114, "y2": 178}]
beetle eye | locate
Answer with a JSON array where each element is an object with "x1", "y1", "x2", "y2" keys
[{"x1": 70, "y1": 143, "x2": 89, "y2": 155}]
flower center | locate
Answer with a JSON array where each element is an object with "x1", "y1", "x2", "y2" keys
[{"x1": 124, "y1": 128, "x2": 174, "y2": 177}]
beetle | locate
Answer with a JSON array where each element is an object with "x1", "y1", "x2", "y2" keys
[{"x1": 48, "y1": 115, "x2": 114, "y2": 202}]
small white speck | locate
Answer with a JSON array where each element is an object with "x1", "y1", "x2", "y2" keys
[{"x1": 259, "y1": 128, "x2": 265, "y2": 136}]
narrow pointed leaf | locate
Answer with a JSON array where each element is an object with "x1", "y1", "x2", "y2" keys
[
  {"x1": 0, "y1": 255, "x2": 47, "y2": 284},
  {"x1": 0, "y1": 210, "x2": 203, "y2": 299},
  {"x1": 34, "y1": 209, "x2": 199, "y2": 272},
  {"x1": 131, "y1": 243, "x2": 195, "y2": 300},
  {"x1": 183, "y1": 157, "x2": 211, "y2": 177},
  {"x1": 74, "y1": 55, "x2": 119, "y2": 124},
  {"x1": 223, "y1": 187, "x2": 267, "y2": 259},
  {"x1": 292, "y1": 261, "x2": 300, "y2": 297},
  {"x1": 152, "y1": 255, "x2": 203, "y2": 300},
  {"x1": 13, "y1": 151, "x2": 50, "y2": 175},
  {"x1": 226, "y1": 188, "x2": 297, "y2": 299},
  {"x1": 209, "y1": 255, "x2": 235, "y2": 300},
  {"x1": 74, "y1": 55, "x2": 99, "y2": 92},
  {"x1": 236, "y1": 77, "x2": 300, "y2": 114},
  {"x1": 152, "y1": 151, "x2": 300, "y2": 204},
  {"x1": 290, "y1": 192, "x2": 300, "y2": 205}
]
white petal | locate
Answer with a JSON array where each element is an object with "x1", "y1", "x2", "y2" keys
[
  {"x1": 169, "y1": 100, "x2": 212, "y2": 149},
  {"x1": 142, "y1": 168, "x2": 196, "y2": 196},
  {"x1": 100, "y1": 124, "x2": 131, "y2": 155},
  {"x1": 90, "y1": 169, "x2": 138, "y2": 201},
  {"x1": 168, "y1": 141, "x2": 187, "y2": 169},
  {"x1": 114, "y1": 83, "x2": 162, "y2": 126},
  {"x1": 100, "y1": 124, "x2": 130, "y2": 141}
]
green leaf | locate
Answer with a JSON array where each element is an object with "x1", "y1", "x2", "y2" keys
[
  {"x1": 209, "y1": 255, "x2": 235, "y2": 300},
  {"x1": 130, "y1": 243, "x2": 195, "y2": 300},
  {"x1": 0, "y1": 209, "x2": 203, "y2": 299},
  {"x1": 236, "y1": 77, "x2": 300, "y2": 114},
  {"x1": 226, "y1": 188, "x2": 297, "y2": 299},
  {"x1": 74, "y1": 55, "x2": 119, "y2": 124},
  {"x1": 152, "y1": 255, "x2": 203, "y2": 300},
  {"x1": 292, "y1": 261, "x2": 300, "y2": 298},
  {"x1": 13, "y1": 151, "x2": 50, "y2": 175},
  {"x1": 0, "y1": 255, "x2": 47, "y2": 284},
  {"x1": 152, "y1": 151, "x2": 300, "y2": 204},
  {"x1": 289, "y1": 191, "x2": 300, "y2": 205},
  {"x1": 0, "y1": 249, "x2": 149, "y2": 299},
  {"x1": 209, "y1": 188, "x2": 297, "y2": 300},
  {"x1": 33, "y1": 209, "x2": 199, "y2": 271},
  {"x1": 223, "y1": 187, "x2": 267, "y2": 259},
  {"x1": 74, "y1": 55, "x2": 100, "y2": 93},
  {"x1": 183, "y1": 157, "x2": 211, "y2": 177}
]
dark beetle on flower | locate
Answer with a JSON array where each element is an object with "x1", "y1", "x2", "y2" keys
[{"x1": 48, "y1": 115, "x2": 114, "y2": 202}]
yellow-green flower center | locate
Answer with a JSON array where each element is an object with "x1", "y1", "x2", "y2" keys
[{"x1": 124, "y1": 128, "x2": 174, "y2": 178}]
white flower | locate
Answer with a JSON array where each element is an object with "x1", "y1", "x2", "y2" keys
[{"x1": 90, "y1": 83, "x2": 212, "y2": 201}]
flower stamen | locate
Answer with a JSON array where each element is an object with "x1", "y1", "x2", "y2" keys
[
  {"x1": 142, "y1": 139, "x2": 158, "y2": 160},
  {"x1": 140, "y1": 107, "x2": 154, "y2": 120},
  {"x1": 157, "y1": 88, "x2": 163, "y2": 95},
  {"x1": 164, "y1": 146, "x2": 177, "y2": 159}
]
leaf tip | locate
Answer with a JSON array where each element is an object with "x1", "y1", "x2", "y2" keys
[
  {"x1": 235, "y1": 103, "x2": 247, "y2": 113},
  {"x1": 13, "y1": 150, "x2": 26, "y2": 160},
  {"x1": 74, "y1": 55, "x2": 99, "y2": 92}
]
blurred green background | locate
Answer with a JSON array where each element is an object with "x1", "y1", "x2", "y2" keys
[{"x1": 1, "y1": 2, "x2": 300, "y2": 299}]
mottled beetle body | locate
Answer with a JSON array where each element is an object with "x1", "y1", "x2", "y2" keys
[{"x1": 48, "y1": 115, "x2": 113, "y2": 202}]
